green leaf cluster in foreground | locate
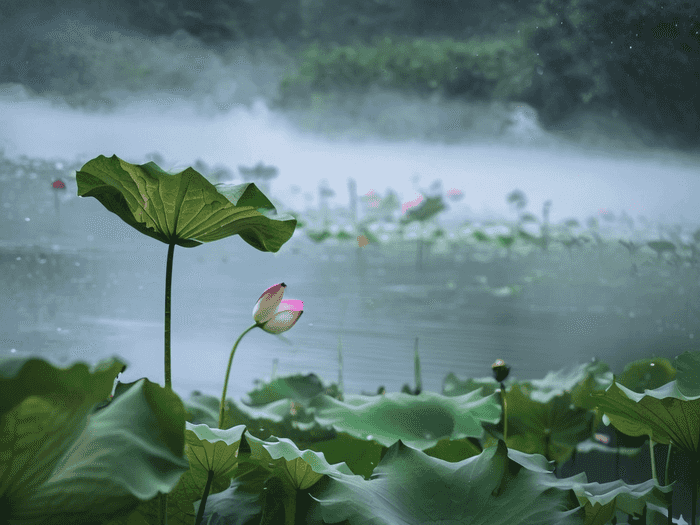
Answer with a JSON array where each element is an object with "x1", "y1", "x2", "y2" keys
[{"x1": 3, "y1": 350, "x2": 699, "y2": 524}]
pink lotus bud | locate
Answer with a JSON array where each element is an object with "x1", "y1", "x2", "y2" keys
[{"x1": 253, "y1": 283, "x2": 304, "y2": 334}]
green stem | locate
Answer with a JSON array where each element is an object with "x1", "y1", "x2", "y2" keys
[
  {"x1": 160, "y1": 242, "x2": 176, "y2": 525},
  {"x1": 665, "y1": 441, "x2": 673, "y2": 525},
  {"x1": 649, "y1": 435, "x2": 657, "y2": 483},
  {"x1": 500, "y1": 381, "x2": 508, "y2": 442},
  {"x1": 413, "y1": 337, "x2": 422, "y2": 395},
  {"x1": 159, "y1": 490, "x2": 168, "y2": 525},
  {"x1": 194, "y1": 469, "x2": 215, "y2": 525},
  {"x1": 692, "y1": 454, "x2": 698, "y2": 525},
  {"x1": 218, "y1": 323, "x2": 259, "y2": 429},
  {"x1": 164, "y1": 242, "x2": 176, "y2": 390}
]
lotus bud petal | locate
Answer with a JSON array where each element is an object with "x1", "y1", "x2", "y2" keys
[
  {"x1": 253, "y1": 282, "x2": 286, "y2": 324},
  {"x1": 261, "y1": 299, "x2": 304, "y2": 334}
]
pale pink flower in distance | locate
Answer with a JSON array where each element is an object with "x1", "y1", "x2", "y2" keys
[{"x1": 402, "y1": 193, "x2": 424, "y2": 214}]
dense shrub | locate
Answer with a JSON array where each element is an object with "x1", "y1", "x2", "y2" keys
[
  {"x1": 278, "y1": 34, "x2": 542, "y2": 104},
  {"x1": 525, "y1": 0, "x2": 700, "y2": 146}
]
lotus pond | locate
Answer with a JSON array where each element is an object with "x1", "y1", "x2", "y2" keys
[{"x1": 2, "y1": 155, "x2": 700, "y2": 525}]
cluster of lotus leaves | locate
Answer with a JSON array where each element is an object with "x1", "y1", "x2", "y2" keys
[{"x1": 3, "y1": 350, "x2": 700, "y2": 524}]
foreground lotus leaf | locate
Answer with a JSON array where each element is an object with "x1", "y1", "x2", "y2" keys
[
  {"x1": 309, "y1": 439, "x2": 586, "y2": 525},
  {"x1": 590, "y1": 378, "x2": 700, "y2": 456},
  {"x1": 1, "y1": 358, "x2": 189, "y2": 524},
  {"x1": 76, "y1": 154, "x2": 296, "y2": 251}
]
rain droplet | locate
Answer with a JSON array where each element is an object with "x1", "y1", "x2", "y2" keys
[
  {"x1": 24, "y1": 217, "x2": 30, "y2": 222},
  {"x1": 10, "y1": 348, "x2": 16, "y2": 353},
  {"x1": 366, "y1": 435, "x2": 373, "y2": 440}
]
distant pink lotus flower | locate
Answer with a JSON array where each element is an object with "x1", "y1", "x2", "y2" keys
[
  {"x1": 446, "y1": 188, "x2": 463, "y2": 201},
  {"x1": 52, "y1": 179, "x2": 66, "y2": 189},
  {"x1": 401, "y1": 193, "x2": 424, "y2": 214},
  {"x1": 364, "y1": 189, "x2": 381, "y2": 208},
  {"x1": 253, "y1": 282, "x2": 304, "y2": 334}
]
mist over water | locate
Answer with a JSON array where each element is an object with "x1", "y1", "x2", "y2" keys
[{"x1": 2, "y1": 77, "x2": 699, "y2": 233}]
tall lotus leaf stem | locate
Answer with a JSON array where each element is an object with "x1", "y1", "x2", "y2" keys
[
  {"x1": 164, "y1": 242, "x2": 175, "y2": 390},
  {"x1": 219, "y1": 323, "x2": 258, "y2": 428},
  {"x1": 649, "y1": 434, "x2": 657, "y2": 483},
  {"x1": 159, "y1": 241, "x2": 177, "y2": 525},
  {"x1": 665, "y1": 441, "x2": 673, "y2": 525},
  {"x1": 501, "y1": 384, "x2": 508, "y2": 441}
]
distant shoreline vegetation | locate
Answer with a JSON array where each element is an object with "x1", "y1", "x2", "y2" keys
[{"x1": 1, "y1": 0, "x2": 698, "y2": 150}]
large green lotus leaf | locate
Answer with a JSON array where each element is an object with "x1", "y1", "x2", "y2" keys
[
  {"x1": 77, "y1": 155, "x2": 296, "y2": 250},
  {"x1": 308, "y1": 390, "x2": 501, "y2": 450},
  {"x1": 0, "y1": 357, "x2": 124, "y2": 508},
  {"x1": 590, "y1": 379, "x2": 700, "y2": 456},
  {"x1": 674, "y1": 350, "x2": 700, "y2": 397},
  {"x1": 309, "y1": 439, "x2": 586, "y2": 525},
  {"x1": 8, "y1": 378, "x2": 189, "y2": 524},
  {"x1": 482, "y1": 386, "x2": 595, "y2": 465},
  {"x1": 615, "y1": 356, "x2": 677, "y2": 394}
]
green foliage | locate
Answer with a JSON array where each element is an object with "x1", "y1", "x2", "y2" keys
[
  {"x1": 0, "y1": 357, "x2": 189, "y2": 524},
  {"x1": 400, "y1": 195, "x2": 447, "y2": 225},
  {"x1": 76, "y1": 155, "x2": 296, "y2": 251},
  {"x1": 280, "y1": 34, "x2": 542, "y2": 104},
  {"x1": 526, "y1": 0, "x2": 700, "y2": 142}
]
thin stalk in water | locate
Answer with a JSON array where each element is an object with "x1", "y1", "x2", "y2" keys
[
  {"x1": 337, "y1": 334, "x2": 344, "y2": 401},
  {"x1": 413, "y1": 337, "x2": 422, "y2": 395},
  {"x1": 218, "y1": 323, "x2": 259, "y2": 429}
]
